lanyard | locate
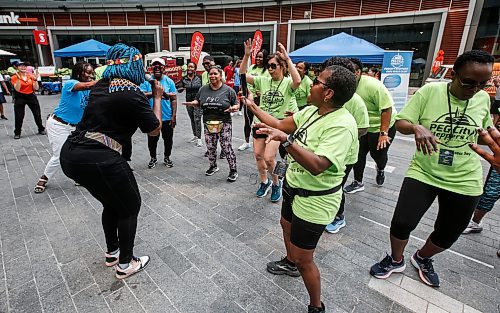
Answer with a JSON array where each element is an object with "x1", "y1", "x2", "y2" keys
[
  {"x1": 446, "y1": 84, "x2": 469, "y2": 143},
  {"x1": 266, "y1": 78, "x2": 284, "y2": 112},
  {"x1": 293, "y1": 108, "x2": 337, "y2": 141}
]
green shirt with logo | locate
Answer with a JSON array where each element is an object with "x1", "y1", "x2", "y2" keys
[
  {"x1": 252, "y1": 76, "x2": 298, "y2": 121},
  {"x1": 295, "y1": 75, "x2": 313, "y2": 109},
  {"x1": 343, "y1": 93, "x2": 369, "y2": 165},
  {"x1": 396, "y1": 82, "x2": 493, "y2": 196},
  {"x1": 247, "y1": 65, "x2": 270, "y2": 96},
  {"x1": 287, "y1": 106, "x2": 358, "y2": 225},
  {"x1": 356, "y1": 75, "x2": 397, "y2": 133}
]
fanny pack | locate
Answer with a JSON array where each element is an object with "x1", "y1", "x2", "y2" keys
[
  {"x1": 205, "y1": 120, "x2": 224, "y2": 134},
  {"x1": 284, "y1": 180, "x2": 341, "y2": 198},
  {"x1": 84, "y1": 131, "x2": 122, "y2": 155}
]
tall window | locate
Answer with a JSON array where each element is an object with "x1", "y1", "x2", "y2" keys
[
  {"x1": 473, "y1": 0, "x2": 500, "y2": 61},
  {"x1": 0, "y1": 35, "x2": 38, "y2": 69}
]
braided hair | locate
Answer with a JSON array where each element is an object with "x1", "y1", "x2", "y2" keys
[
  {"x1": 102, "y1": 43, "x2": 145, "y2": 86},
  {"x1": 71, "y1": 61, "x2": 92, "y2": 81}
]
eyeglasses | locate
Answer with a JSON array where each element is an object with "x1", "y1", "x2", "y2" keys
[
  {"x1": 267, "y1": 63, "x2": 278, "y2": 70},
  {"x1": 313, "y1": 77, "x2": 329, "y2": 89},
  {"x1": 456, "y1": 76, "x2": 488, "y2": 90}
]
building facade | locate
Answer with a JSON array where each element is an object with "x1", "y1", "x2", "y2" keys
[{"x1": 0, "y1": 0, "x2": 498, "y2": 86}]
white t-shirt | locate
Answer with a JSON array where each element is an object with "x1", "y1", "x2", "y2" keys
[{"x1": 0, "y1": 75, "x2": 4, "y2": 94}]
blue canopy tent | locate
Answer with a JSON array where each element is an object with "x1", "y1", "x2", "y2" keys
[
  {"x1": 289, "y1": 32, "x2": 385, "y2": 64},
  {"x1": 53, "y1": 39, "x2": 111, "y2": 57}
]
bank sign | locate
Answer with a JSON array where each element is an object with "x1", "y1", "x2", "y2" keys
[
  {"x1": 0, "y1": 12, "x2": 38, "y2": 24},
  {"x1": 380, "y1": 51, "x2": 413, "y2": 110}
]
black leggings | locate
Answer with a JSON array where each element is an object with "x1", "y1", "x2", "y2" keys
[
  {"x1": 148, "y1": 122, "x2": 174, "y2": 158},
  {"x1": 336, "y1": 164, "x2": 354, "y2": 218},
  {"x1": 60, "y1": 142, "x2": 141, "y2": 264},
  {"x1": 390, "y1": 177, "x2": 480, "y2": 249},
  {"x1": 13, "y1": 92, "x2": 45, "y2": 135},
  {"x1": 353, "y1": 125, "x2": 396, "y2": 182},
  {"x1": 243, "y1": 97, "x2": 258, "y2": 141}
]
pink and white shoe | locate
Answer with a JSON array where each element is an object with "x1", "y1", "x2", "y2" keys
[
  {"x1": 115, "y1": 256, "x2": 150, "y2": 280},
  {"x1": 105, "y1": 250, "x2": 119, "y2": 267}
]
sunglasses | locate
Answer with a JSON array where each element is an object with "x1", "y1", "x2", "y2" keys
[
  {"x1": 456, "y1": 76, "x2": 488, "y2": 90},
  {"x1": 267, "y1": 63, "x2": 278, "y2": 70},
  {"x1": 313, "y1": 77, "x2": 329, "y2": 89}
]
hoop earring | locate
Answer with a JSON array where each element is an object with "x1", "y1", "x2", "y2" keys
[{"x1": 323, "y1": 97, "x2": 328, "y2": 103}]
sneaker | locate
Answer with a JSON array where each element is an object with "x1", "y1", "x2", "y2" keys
[
  {"x1": 0, "y1": 115, "x2": 7, "y2": 120},
  {"x1": 220, "y1": 151, "x2": 226, "y2": 159},
  {"x1": 266, "y1": 257, "x2": 300, "y2": 277},
  {"x1": 462, "y1": 220, "x2": 483, "y2": 234},
  {"x1": 205, "y1": 165, "x2": 219, "y2": 176},
  {"x1": 115, "y1": 255, "x2": 150, "y2": 280},
  {"x1": 308, "y1": 302, "x2": 325, "y2": 313},
  {"x1": 196, "y1": 139, "x2": 203, "y2": 147},
  {"x1": 164, "y1": 157, "x2": 173, "y2": 168},
  {"x1": 38, "y1": 129, "x2": 47, "y2": 135},
  {"x1": 187, "y1": 136, "x2": 197, "y2": 143},
  {"x1": 227, "y1": 170, "x2": 238, "y2": 182},
  {"x1": 370, "y1": 254, "x2": 406, "y2": 279},
  {"x1": 14, "y1": 134, "x2": 20, "y2": 139},
  {"x1": 238, "y1": 111, "x2": 243, "y2": 116},
  {"x1": 270, "y1": 180, "x2": 282, "y2": 202},
  {"x1": 410, "y1": 251, "x2": 440, "y2": 287},
  {"x1": 325, "y1": 216, "x2": 346, "y2": 234},
  {"x1": 343, "y1": 180, "x2": 364, "y2": 194},
  {"x1": 256, "y1": 179, "x2": 272, "y2": 198},
  {"x1": 376, "y1": 169, "x2": 385, "y2": 186},
  {"x1": 238, "y1": 142, "x2": 251, "y2": 151},
  {"x1": 105, "y1": 250, "x2": 120, "y2": 267},
  {"x1": 147, "y1": 158, "x2": 157, "y2": 169}
]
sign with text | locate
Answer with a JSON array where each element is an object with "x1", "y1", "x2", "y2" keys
[
  {"x1": 33, "y1": 30, "x2": 49, "y2": 45},
  {"x1": 251, "y1": 30, "x2": 263, "y2": 64},
  {"x1": 0, "y1": 12, "x2": 38, "y2": 24},
  {"x1": 190, "y1": 32, "x2": 204, "y2": 66},
  {"x1": 381, "y1": 51, "x2": 413, "y2": 110}
]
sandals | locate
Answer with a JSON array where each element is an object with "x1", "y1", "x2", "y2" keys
[{"x1": 34, "y1": 177, "x2": 48, "y2": 193}]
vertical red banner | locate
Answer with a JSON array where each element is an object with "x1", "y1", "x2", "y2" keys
[
  {"x1": 190, "y1": 31, "x2": 205, "y2": 66},
  {"x1": 33, "y1": 30, "x2": 49, "y2": 45},
  {"x1": 251, "y1": 30, "x2": 263, "y2": 64}
]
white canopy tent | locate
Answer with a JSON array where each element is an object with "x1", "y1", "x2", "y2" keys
[{"x1": 0, "y1": 49, "x2": 15, "y2": 56}]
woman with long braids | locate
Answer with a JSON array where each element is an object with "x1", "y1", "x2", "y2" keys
[
  {"x1": 60, "y1": 43, "x2": 163, "y2": 279},
  {"x1": 240, "y1": 40, "x2": 300, "y2": 202},
  {"x1": 238, "y1": 48, "x2": 270, "y2": 151},
  {"x1": 34, "y1": 61, "x2": 96, "y2": 193}
]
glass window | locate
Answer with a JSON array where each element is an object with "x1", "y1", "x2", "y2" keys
[
  {"x1": 473, "y1": 0, "x2": 500, "y2": 62},
  {"x1": 0, "y1": 34, "x2": 38, "y2": 69}
]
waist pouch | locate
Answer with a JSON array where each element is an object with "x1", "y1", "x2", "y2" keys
[
  {"x1": 284, "y1": 180, "x2": 341, "y2": 198},
  {"x1": 205, "y1": 120, "x2": 223, "y2": 134}
]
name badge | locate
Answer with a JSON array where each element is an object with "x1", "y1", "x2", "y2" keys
[{"x1": 438, "y1": 149, "x2": 454, "y2": 166}]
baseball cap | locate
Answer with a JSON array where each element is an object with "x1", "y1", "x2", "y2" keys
[{"x1": 151, "y1": 57, "x2": 165, "y2": 66}]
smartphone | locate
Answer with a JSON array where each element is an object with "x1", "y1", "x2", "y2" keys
[{"x1": 240, "y1": 73, "x2": 248, "y2": 97}]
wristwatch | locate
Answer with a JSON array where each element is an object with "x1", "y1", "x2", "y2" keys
[
  {"x1": 281, "y1": 134, "x2": 295, "y2": 148},
  {"x1": 379, "y1": 131, "x2": 388, "y2": 136}
]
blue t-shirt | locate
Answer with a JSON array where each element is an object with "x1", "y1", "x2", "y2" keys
[
  {"x1": 53, "y1": 79, "x2": 90, "y2": 125},
  {"x1": 233, "y1": 68, "x2": 240, "y2": 87},
  {"x1": 140, "y1": 76, "x2": 177, "y2": 121}
]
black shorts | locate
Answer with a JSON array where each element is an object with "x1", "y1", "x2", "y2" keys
[
  {"x1": 252, "y1": 126, "x2": 267, "y2": 139},
  {"x1": 0, "y1": 93, "x2": 6, "y2": 104},
  {"x1": 281, "y1": 182, "x2": 325, "y2": 250}
]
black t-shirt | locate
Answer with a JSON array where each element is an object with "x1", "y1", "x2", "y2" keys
[
  {"x1": 195, "y1": 84, "x2": 237, "y2": 123},
  {"x1": 68, "y1": 78, "x2": 159, "y2": 147}
]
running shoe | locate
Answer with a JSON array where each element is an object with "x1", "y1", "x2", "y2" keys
[
  {"x1": 0, "y1": 115, "x2": 7, "y2": 120},
  {"x1": 410, "y1": 251, "x2": 440, "y2": 287},
  {"x1": 164, "y1": 157, "x2": 173, "y2": 168},
  {"x1": 187, "y1": 136, "x2": 197, "y2": 143},
  {"x1": 238, "y1": 142, "x2": 251, "y2": 151},
  {"x1": 196, "y1": 139, "x2": 203, "y2": 147},
  {"x1": 115, "y1": 255, "x2": 150, "y2": 280},
  {"x1": 105, "y1": 250, "x2": 120, "y2": 267},
  {"x1": 14, "y1": 134, "x2": 21, "y2": 139},
  {"x1": 266, "y1": 257, "x2": 300, "y2": 277},
  {"x1": 270, "y1": 180, "x2": 282, "y2": 202},
  {"x1": 325, "y1": 216, "x2": 346, "y2": 234},
  {"x1": 38, "y1": 129, "x2": 47, "y2": 135},
  {"x1": 308, "y1": 302, "x2": 325, "y2": 313},
  {"x1": 343, "y1": 181, "x2": 364, "y2": 194},
  {"x1": 256, "y1": 179, "x2": 272, "y2": 198},
  {"x1": 462, "y1": 220, "x2": 483, "y2": 234},
  {"x1": 147, "y1": 158, "x2": 157, "y2": 169},
  {"x1": 205, "y1": 165, "x2": 219, "y2": 176},
  {"x1": 370, "y1": 254, "x2": 406, "y2": 279},
  {"x1": 227, "y1": 170, "x2": 238, "y2": 182},
  {"x1": 376, "y1": 169, "x2": 385, "y2": 186}
]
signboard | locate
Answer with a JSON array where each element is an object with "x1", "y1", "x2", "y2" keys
[
  {"x1": 190, "y1": 32, "x2": 204, "y2": 66},
  {"x1": 33, "y1": 30, "x2": 49, "y2": 45},
  {"x1": 251, "y1": 30, "x2": 263, "y2": 64},
  {"x1": 37, "y1": 66, "x2": 56, "y2": 77},
  {"x1": 381, "y1": 51, "x2": 413, "y2": 110},
  {"x1": 0, "y1": 12, "x2": 38, "y2": 24}
]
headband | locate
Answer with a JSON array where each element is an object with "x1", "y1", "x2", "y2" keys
[{"x1": 107, "y1": 53, "x2": 142, "y2": 66}]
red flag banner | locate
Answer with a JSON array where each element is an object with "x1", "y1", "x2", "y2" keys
[
  {"x1": 190, "y1": 31, "x2": 205, "y2": 66},
  {"x1": 251, "y1": 30, "x2": 263, "y2": 64},
  {"x1": 33, "y1": 30, "x2": 49, "y2": 45}
]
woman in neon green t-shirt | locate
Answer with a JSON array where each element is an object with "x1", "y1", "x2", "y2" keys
[
  {"x1": 240, "y1": 39, "x2": 301, "y2": 203},
  {"x1": 295, "y1": 61, "x2": 313, "y2": 110}
]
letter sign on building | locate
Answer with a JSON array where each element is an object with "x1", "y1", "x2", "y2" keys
[{"x1": 33, "y1": 30, "x2": 49, "y2": 45}]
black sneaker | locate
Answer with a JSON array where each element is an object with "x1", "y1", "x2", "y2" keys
[
  {"x1": 227, "y1": 170, "x2": 238, "y2": 182},
  {"x1": 410, "y1": 251, "x2": 440, "y2": 287},
  {"x1": 343, "y1": 180, "x2": 364, "y2": 194},
  {"x1": 14, "y1": 134, "x2": 20, "y2": 139},
  {"x1": 308, "y1": 302, "x2": 325, "y2": 313},
  {"x1": 266, "y1": 257, "x2": 300, "y2": 277},
  {"x1": 164, "y1": 157, "x2": 173, "y2": 168},
  {"x1": 376, "y1": 169, "x2": 385, "y2": 186},
  {"x1": 38, "y1": 129, "x2": 46, "y2": 135},
  {"x1": 219, "y1": 152, "x2": 226, "y2": 159},
  {"x1": 370, "y1": 254, "x2": 406, "y2": 279},
  {"x1": 0, "y1": 115, "x2": 7, "y2": 120},
  {"x1": 147, "y1": 158, "x2": 157, "y2": 169},
  {"x1": 205, "y1": 165, "x2": 219, "y2": 176}
]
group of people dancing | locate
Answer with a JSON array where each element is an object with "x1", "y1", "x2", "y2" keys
[{"x1": 12, "y1": 39, "x2": 500, "y2": 313}]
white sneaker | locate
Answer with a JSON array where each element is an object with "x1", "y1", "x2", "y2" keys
[
  {"x1": 187, "y1": 136, "x2": 197, "y2": 143},
  {"x1": 115, "y1": 256, "x2": 150, "y2": 279},
  {"x1": 196, "y1": 139, "x2": 203, "y2": 147},
  {"x1": 462, "y1": 220, "x2": 483, "y2": 234},
  {"x1": 238, "y1": 111, "x2": 243, "y2": 116},
  {"x1": 238, "y1": 142, "x2": 251, "y2": 151}
]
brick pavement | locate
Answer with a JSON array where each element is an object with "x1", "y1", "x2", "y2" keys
[{"x1": 0, "y1": 93, "x2": 499, "y2": 313}]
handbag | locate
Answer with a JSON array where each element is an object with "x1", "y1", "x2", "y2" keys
[{"x1": 205, "y1": 120, "x2": 224, "y2": 134}]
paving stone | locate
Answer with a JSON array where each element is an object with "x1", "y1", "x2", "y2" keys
[
  {"x1": 40, "y1": 283, "x2": 76, "y2": 313},
  {"x1": 106, "y1": 285, "x2": 145, "y2": 312},
  {"x1": 32, "y1": 255, "x2": 64, "y2": 293},
  {"x1": 8, "y1": 280, "x2": 42, "y2": 313},
  {"x1": 139, "y1": 289, "x2": 177, "y2": 313},
  {"x1": 4, "y1": 255, "x2": 33, "y2": 291},
  {"x1": 60, "y1": 258, "x2": 95, "y2": 295},
  {"x1": 72, "y1": 284, "x2": 111, "y2": 313},
  {"x1": 156, "y1": 245, "x2": 192, "y2": 276},
  {"x1": 211, "y1": 268, "x2": 257, "y2": 309},
  {"x1": 208, "y1": 295, "x2": 246, "y2": 313}
]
